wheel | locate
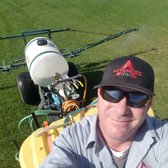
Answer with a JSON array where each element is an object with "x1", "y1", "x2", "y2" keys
[
  {"x1": 17, "y1": 72, "x2": 41, "y2": 105},
  {"x1": 68, "y1": 62, "x2": 79, "y2": 77}
]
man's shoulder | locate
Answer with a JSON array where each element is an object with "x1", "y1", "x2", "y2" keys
[
  {"x1": 146, "y1": 116, "x2": 168, "y2": 134},
  {"x1": 61, "y1": 114, "x2": 97, "y2": 135},
  {"x1": 72, "y1": 114, "x2": 97, "y2": 131},
  {"x1": 57, "y1": 114, "x2": 97, "y2": 147}
]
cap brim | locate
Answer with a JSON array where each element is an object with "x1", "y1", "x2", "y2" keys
[{"x1": 94, "y1": 82, "x2": 155, "y2": 96}]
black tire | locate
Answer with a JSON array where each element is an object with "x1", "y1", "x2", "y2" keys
[
  {"x1": 17, "y1": 72, "x2": 41, "y2": 105},
  {"x1": 68, "y1": 62, "x2": 79, "y2": 77}
]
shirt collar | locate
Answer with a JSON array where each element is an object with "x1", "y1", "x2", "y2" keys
[
  {"x1": 132, "y1": 116, "x2": 161, "y2": 144},
  {"x1": 85, "y1": 115, "x2": 161, "y2": 153}
]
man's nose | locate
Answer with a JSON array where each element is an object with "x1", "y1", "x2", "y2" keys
[{"x1": 115, "y1": 97, "x2": 131, "y2": 115}]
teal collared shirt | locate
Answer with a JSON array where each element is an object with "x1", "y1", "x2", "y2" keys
[{"x1": 40, "y1": 115, "x2": 168, "y2": 168}]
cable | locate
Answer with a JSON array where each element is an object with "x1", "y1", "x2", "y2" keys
[
  {"x1": 15, "y1": 152, "x2": 19, "y2": 161},
  {"x1": 36, "y1": 122, "x2": 72, "y2": 137},
  {"x1": 62, "y1": 99, "x2": 80, "y2": 113},
  {"x1": 18, "y1": 110, "x2": 51, "y2": 135},
  {"x1": 63, "y1": 98, "x2": 98, "y2": 124},
  {"x1": 80, "y1": 74, "x2": 87, "y2": 107}
]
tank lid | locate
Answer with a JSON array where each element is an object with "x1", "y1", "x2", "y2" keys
[{"x1": 37, "y1": 38, "x2": 48, "y2": 46}]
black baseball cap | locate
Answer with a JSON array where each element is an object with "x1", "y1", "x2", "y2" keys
[{"x1": 94, "y1": 56, "x2": 155, "y2": 96}]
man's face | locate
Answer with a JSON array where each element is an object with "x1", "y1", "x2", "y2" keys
[{"x1": 97, "y1": 87, "x2": 151, "y2": 145}]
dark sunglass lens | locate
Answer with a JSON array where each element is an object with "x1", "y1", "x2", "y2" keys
[
  {"x1": 102, "y1": 89, "x2": 124, "y2": 103},
  {"x1": 127, "y1": 93, "x2": 149, "y2": 108}
]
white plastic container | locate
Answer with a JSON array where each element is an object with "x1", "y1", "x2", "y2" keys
[{"x1": 25, "y1": 37, "x2": 69, "y2": 87}]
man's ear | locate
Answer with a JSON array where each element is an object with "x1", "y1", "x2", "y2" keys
[
  {"x1": 145, "y1": 98, "x2": 152, "y2": 112},
  {"x1": 97, "y1": 88, "x2": 101, "y2": 97}
]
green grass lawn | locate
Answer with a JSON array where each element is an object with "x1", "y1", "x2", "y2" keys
[{"x1": 0, "y1": 0, "x2": 168, "y2": 167}]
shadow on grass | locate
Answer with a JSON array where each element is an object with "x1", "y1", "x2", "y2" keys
[
  {"x1": 77, "y1": 59, "x2": 111, "y2": 104},
  {"x1": 78, "y1": 59, "x2": 110, "y2": 73},
  {"x1": 83, "y1": 70, "x2": 103, "y2": 104}
]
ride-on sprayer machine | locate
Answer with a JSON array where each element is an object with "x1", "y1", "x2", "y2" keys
[{"x1": 1, "y1": 27, "x2": 154, "y2": 167}]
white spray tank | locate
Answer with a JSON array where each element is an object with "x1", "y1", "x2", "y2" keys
[{"x1": 25, "y1": 37, "x2": 69, "y2": 87}]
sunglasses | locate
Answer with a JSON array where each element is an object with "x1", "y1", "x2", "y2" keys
[{"x1": 101, "y1": 87, "x2": 149, "y2": 108}]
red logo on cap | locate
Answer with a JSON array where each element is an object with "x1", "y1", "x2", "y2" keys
[{"x1": 113, "y1": 60, "x2": 142, "y2": 78}]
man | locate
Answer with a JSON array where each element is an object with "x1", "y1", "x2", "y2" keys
[{"x1": 40, "y1": 56, "x2": 168, "y2": 168}]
